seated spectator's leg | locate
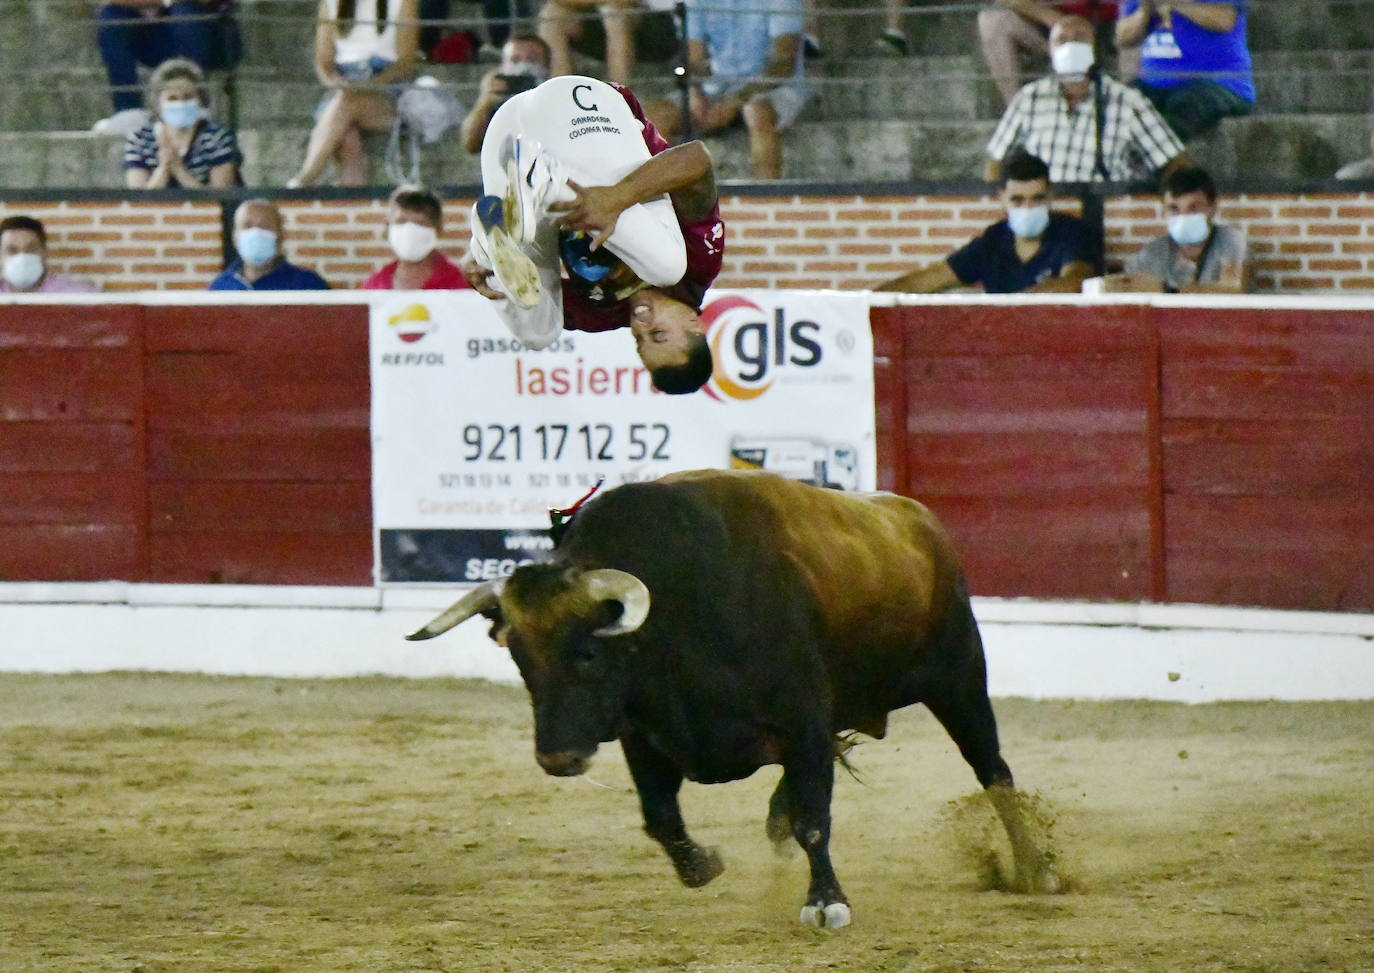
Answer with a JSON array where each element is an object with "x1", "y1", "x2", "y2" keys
[
  {"x1": 538, "y1": 0, "x2": 592, "y2": 77},
  {"x1": 97, "y1": 3, "x2": 173, "y2": 112},
  {"x1": 742, "y1": 96, "x2": 782, "y2": 180},
  {"x1": 643, "y1": 96, "x2": 685, "y2": 142},
  {"x1": 165, "y1": 0, "x2": 241, "y2": 70},
  {"x1": 597, "y1": 0, "x2": 638, "y2": 83},
  {"x1": 293, "y1": 89, "x2": 396, "y2": 187},
  {"x1": 977, "y1": 6, "x2": 1046, "y2": 105},
  {"x1": 337, "y1": 125, "x2": 368, "y2": 186},
  {"x1": 1156, "y1": 82, "x2": 1252, "y2": 141}
]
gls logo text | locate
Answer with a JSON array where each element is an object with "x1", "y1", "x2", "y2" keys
[{"x1": 700, "y1": 295, "x2": 822, "y2": 402}]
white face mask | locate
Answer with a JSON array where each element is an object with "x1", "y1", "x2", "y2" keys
[
  {"x1": 388, "y1": 222, "x2": 438, "y2": 262},
  {"x1": 502, "y1": 59, "x2": 548, "y2": 86},
  {"x1": 3, "y1": 252, "x2": 45, "y2": 290},
  {"x1": 1007, "y1": 204, "x2": 1051, "y2": 239},
  {"x1": 160, "y1": 97, "x2": 205, "y2": 130},
  {"x1": 1051, "y1": 41, "x2": 1096, "y2": 77},
  {"x1": 1167, "y1": 212, "x2": 1211, "y2": 246}
]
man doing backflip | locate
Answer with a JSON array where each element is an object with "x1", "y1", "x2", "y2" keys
[{"x1": 461, "y1": 75, "x2": 724, "y2": 395}]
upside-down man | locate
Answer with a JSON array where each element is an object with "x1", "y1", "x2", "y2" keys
[{"x1": 461, "y1": 75, "x2": 725, "y2": 395}]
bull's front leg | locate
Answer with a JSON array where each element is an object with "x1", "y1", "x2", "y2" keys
[
  {"x1": 783, "y1": 727, "x2": 850, "y2": 929},
  {"x1": 620, "y1": 731, "x2": 724, "y2": 888}
]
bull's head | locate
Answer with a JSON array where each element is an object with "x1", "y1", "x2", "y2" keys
[{"x1": 407, "y1": 565, "x2": 650, "y2": 776}]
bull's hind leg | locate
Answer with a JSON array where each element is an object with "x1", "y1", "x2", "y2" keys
[
  {"x1": 620, "y1": 730, "x2": 724, "y2": 888},
  {"x1": 781, "y1": 726, "x2": 851, "y2": 928},
  {"x1": 924, "y1": 685, "x2": 1061, "y2": 894},
  {"x1": 765, "y1": 775, "x2": 793, "y2": 849}
]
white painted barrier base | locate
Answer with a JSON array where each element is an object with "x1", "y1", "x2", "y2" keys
[{"x1": 1, "y1": 583, "x2": 1371, "y2": 702}]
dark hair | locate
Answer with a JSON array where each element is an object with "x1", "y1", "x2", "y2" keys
[
  {"x1": 1001, "y1": 151, "x2": 1050, "y2": 186},
  {"x1": 336, "y1": 0, "x2": 386, "y2": 28},
  {"x1": 0, "y1": 215, "x2": 46, "y2": 246},
  {"x1": 1161, "y1": 166, "x2": 1217, "y2": 202},
  {"x1": 388, "y1": 184, "x2": 444, "y2": 229},
  {"x1": 649, "y1": 333, "x2": 713, "y2": 395},
  {"x1": 507, "y1": 32, "x2": 552, "y2": 66}
]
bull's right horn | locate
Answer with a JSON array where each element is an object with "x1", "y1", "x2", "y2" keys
[
  {"x1": 580, "y1": 569, "x2": 651, "y2": 637},
  {"x1": 406, "y1": 580, "x2": 503, "y2": 641}
]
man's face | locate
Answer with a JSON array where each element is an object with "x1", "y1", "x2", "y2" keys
[
  {"x1": 0, "y1": 228, "x2": 44, "y2": 261},
  {"x1": 629, "y1": 291, "x2": 705, "y2": 371},
  {"x1": 1164, "y1": 189, "x2": 1216, "y2": 220},
  {"x1": 389, "y1": 204, "x2": 438, "y2": 232},
  {"x1": 235, "y1": 203, "x2": 283, "y2": 237},
  {"x1": 502, "y1": 39, "x2": 549, "y2": 76},
  {"x1": 1002, "y1": 177, "x2": 1050, "y2": 214},
  {"x1": 1049, "y1": 17, "x2": 1094, "y2": 52}
]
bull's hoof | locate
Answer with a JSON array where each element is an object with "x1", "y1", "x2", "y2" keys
[
  {"x1": 1032, "y1": 865, "x2": 1063, "y2": 895},
  {"x1": 678, "y1": 845, "x2": 725, "y2": 888},
  {"x1": 799, "y1": 902, "x2": 851, "y2": 929}
]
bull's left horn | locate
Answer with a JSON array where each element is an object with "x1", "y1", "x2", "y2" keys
[
  {"x1": 406, "y1": 580, "x2": 503, "y2": 641},
  {"x1": 581, "y1": 569, "x2": 651, "y2": 637}
]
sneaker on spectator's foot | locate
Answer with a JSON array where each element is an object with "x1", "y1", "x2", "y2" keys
[
  {"x1": 471, "y1": 195, "x2": 543, "y2": 309},
  {"x1": 803, "y1": 33, "x2": 824, "y2": 60},
  {"x1": 873, "y1": 28, "x2": 909, "y2": 57},
  {"x1": 91, "y1": 108, "x2": 151, "y2": 135}
]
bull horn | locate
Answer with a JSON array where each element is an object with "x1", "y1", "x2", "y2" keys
[
  {"x1": 580, "y1": 569, "x2": 651, "y2": 637},
  {"x1": 406, "y1": 580, "x2": 503, "y2": 641}
]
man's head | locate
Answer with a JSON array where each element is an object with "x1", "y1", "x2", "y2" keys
[
  {"x1": 1000, "y1": 152, "x2": 1053, "y2": 240},
  {"x1": 500, "y1": 33, "x2": 551, "y2": 87},
  {"x1": 1049, "y1": 15, "x2": 1096, "y2": 79},
  {"x1": 629, "y1": 290, "x2": 713, "y2": 394},
  {"x1": 1161, "y1": 167, "x2": 1218, "y2": 246},
  {"x1": 387, "y1": 184, "x2": 443, "y2": 263},
  {"x1": 1, "y1": 215, "x2": 49, "y2": 292},
  {"x1": 233, "y1": 199, "x2": 285, "y2": 268}
]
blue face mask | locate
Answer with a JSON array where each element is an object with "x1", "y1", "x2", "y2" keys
[
  {"x1": 1167, "y1": 212, "x2": 1211, "y2": 246},
  {"x1": 1007, "y1": 205, "x2": 1050, "y2": 239},
  {"x1": 161, "y1": 98, "x2": 204, "y2": 130},
  {"x1": 559, "y1": 231, "x2": 619, "y2": 282},
  {"x1": 236, "y1": 227, "x2": 279, "y2": 267}
]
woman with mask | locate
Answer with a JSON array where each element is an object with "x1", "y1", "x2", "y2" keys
[
  {"x1": 359, "y1": 185, "x2": 472, "y2": 290},
  {"x1": 124, "y1": 57, "x2": 241, "y2": 189},
  {"x1": 0, "y1": 217, "x2": 97, "y2": 294},
  {"x1": 289, "y1": 0, "x2": 421, "y2": 188}
]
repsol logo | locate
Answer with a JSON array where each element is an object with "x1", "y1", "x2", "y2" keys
[
  {"x1": 381, "y1": 351, "x2": 445, "y2": 365},
  {"x1": 700, "y1": 296, "x2": 823, "y2": 402}
]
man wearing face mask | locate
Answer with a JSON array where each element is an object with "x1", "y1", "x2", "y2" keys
[
  {"x1": 460, "y1": 34, "x2": 552, "y2": 155},
  {"x1": 360, "y1": 185, "x2": 473, "y2": 290},
  {"x1": 1101, "y1": 166, "x2": 1251, "y2": 293},
  {"x1": 985, "y1": 14, "x2": 1188, "y2": 184},
  {"x1": 209, "y1": 200, "x2": 331, "y2": 291},
  {"x1": 875, "y1": 152, "x2": 1097, "y2": 294},
  {"x1": 0, "y1": 217, "x2": 98, "y2": 295}
]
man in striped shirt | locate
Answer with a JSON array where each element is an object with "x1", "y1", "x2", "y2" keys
[{"x1": 985, "y1": 15, "x2": 1189, "y2": 183}]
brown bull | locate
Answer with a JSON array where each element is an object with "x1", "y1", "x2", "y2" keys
[{"x1": 409, "y1": 469, "x2": 1059, "y2": 927}]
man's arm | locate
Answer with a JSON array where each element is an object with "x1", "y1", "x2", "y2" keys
[
  {"x1": 1026, "y1": 259, "x2": 1095, "y2": 293},
  {"x1": 1179, "y1": 255, "x2": 1251, "y2": 293},
  {"x1": 1115, "y1": 0, "x2": 1154, "y2": 48},
  {"x1": 873, "y1": 260, "x2": 961, "y2": 293},
  {"x1": 551, "y1": 141, "x2": 716, "y2": 248},
  {"x1": 460, "y1": 71, "x2": 510, "y2": 154}
]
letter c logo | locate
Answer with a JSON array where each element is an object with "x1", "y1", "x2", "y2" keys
[{"x1": 572, "y1": 84, "x2": 598, "y2": 112}]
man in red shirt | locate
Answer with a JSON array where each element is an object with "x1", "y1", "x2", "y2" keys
[
  {"x1": 460, "y1": 75, "x2": 723, "y2": 395},
  {"x1": 360, "y1": 185, "x2": 473, "y2": 291}
]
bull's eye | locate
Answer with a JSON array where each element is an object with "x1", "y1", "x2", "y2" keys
[{"x1": 569, "y1": 646, "x2": 599, "y2": 676}]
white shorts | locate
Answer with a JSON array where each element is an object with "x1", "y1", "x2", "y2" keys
[{"x1": 479, "y1": 76, "x2": 689, "y2": 346}]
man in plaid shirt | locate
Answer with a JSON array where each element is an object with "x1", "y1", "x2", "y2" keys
[{"x1": 985, "y1": 15, "x2": 1188, "y2": 183}]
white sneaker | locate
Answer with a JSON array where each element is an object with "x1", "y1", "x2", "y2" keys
[
  {"x1": 471, "y1": 194, "x2": 542, "y2": 309},
  {"x1": 497, "y1": 134, "x2": 571, "y2": 246},
  {"x1": 92, "y1": 108, "x2": 151, "y2": 135}
]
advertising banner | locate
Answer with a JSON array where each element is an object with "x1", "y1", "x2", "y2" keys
[{"x1": 370, "y1": 290, "x2": 875, "y2": 583}]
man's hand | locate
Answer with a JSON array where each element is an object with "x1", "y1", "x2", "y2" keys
[
  {"x1": 460, "y1": 251, "x2": 507, "y2": 300},
  {"x1": 549, "y1": 180, "x2": 633, "y2": 251},
  {"x1": 476, "y1": 71, "x2": 511, "y2": 107}
]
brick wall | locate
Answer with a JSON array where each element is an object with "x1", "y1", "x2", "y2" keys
[{"x1": 5, "y1": 191, "x2": 1374, "y2": 293}]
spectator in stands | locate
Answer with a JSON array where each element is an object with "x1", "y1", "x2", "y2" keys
[
  {"x1": 1115, "y1": 0, "x2": 1253, "y2": 140},
  {"x1": 875, "y1": 152, "x2": 1097, "y2": 294},
  {"x1": 93, "y1": 0, "x2": 241, "y2": 135},
  {"x1": 209, "y1": 200, "x2": 331, "y2": 291},
  {"x1": 650, "y1": 0, "x2": 810, "y2": 180},
  {"x1": 538, "y1": 0, "x2": 677, "y2": 84},
  {"x1": 986, "y1": 15, "x2": 1188, "y2": 182},
  {"x1": 460, "y1": 34, "x2": 552, "y2": 154},
  {"x1": 978, "y1": 0, "x2": 1120, "y2": 105},
  {"x1": 1099, "y1": 166, "x2": 1250, "y2": 293},
  {"x1": 289, "y1": 0, "x2": 421, "y2": 188},
  {"x1": 0, "y1": 217, "x2": 98, "y2": 294},
  {"x1": 124, "y1": 58, "x2": 241, "y2": 189},
  {"x1": 360, "y1": 185, "x2": 473, "y2": 289}
]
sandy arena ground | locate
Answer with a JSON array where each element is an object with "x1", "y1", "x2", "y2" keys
[{"x1": 0, "y1": 672, "x2": 1370, "y2": 973}]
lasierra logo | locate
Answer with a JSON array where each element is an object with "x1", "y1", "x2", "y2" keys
[{"x1": 700, "y1": 295, "x2": 822, "y2": 402}]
